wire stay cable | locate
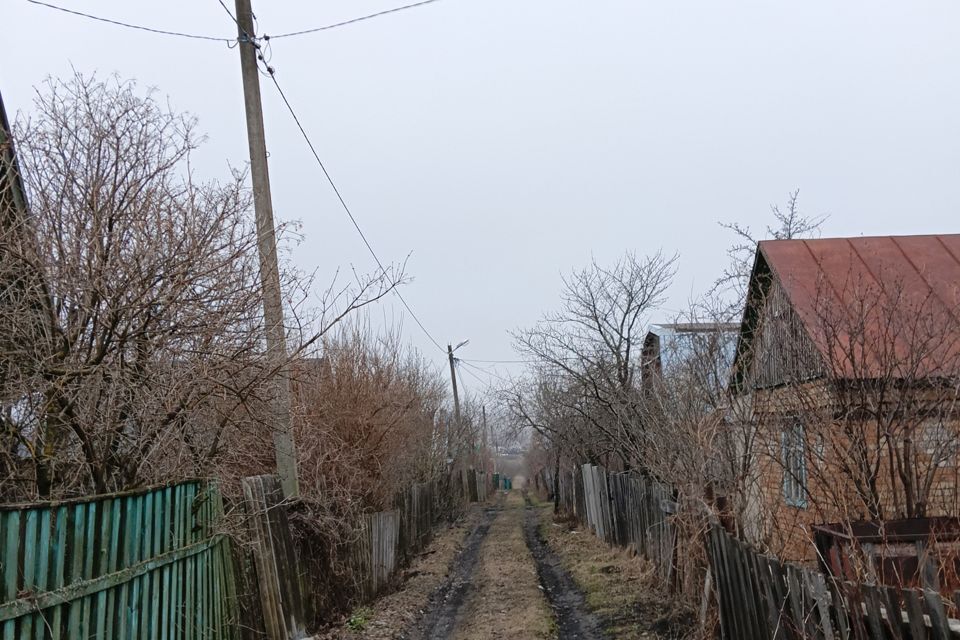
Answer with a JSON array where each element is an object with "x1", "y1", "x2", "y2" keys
[
  {"x1": 266, "y1": 0, "x2": 442, "y2": 39},
  {"x1": 26, "y1": 0, "x2": 232, "y2": 42},
  {"x1": 215, "y1": 0, "x2": 241, "y2": 29},
  {"x1": 263, "y1": 71, "x2": 446, "y2": 354}
]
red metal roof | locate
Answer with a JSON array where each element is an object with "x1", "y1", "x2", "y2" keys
[{"x1": 759, "y1": 234, "x2": 960, "y2": 379}]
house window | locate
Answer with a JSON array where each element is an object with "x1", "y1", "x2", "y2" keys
[
  {"x1": 782, "y1": 418, "x2": 808, "y2": 508},
  {"x1": 919, "y1": 420, "x2": 960, "y2": 465}
]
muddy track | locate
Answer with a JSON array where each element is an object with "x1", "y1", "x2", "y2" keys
[
  {"x1": 523, "y1": 497, "x2": 608, "y2": 640},
  {"x1": 402, "y1": 502, "x2": 502, "y2": 639}
]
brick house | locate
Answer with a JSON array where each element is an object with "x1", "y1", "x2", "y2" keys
[{"x1": 728, "y1": 234, "x2": 960, "y2": 562}]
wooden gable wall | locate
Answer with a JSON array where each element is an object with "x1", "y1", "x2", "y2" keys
[{"x1": 747, "y1": 277, "x2": 825, "y2": 390}]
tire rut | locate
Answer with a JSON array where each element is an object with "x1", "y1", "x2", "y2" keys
[
  {"x1": 522, "y1": 497, "x2": 608, "y2": 640},
  {"x1": 402, "y1": 502, "x2": 501, "y2": 639}
]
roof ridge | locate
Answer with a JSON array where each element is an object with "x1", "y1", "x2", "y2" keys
[{"x1": 760, "y1": 232, "x2": 960, "y2": 245}]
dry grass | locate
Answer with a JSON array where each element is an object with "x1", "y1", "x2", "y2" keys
[
  {"x1": 315, "y1": 505, "x2": 483, "y2": 639},
  {"x1": 532, "y1": 499, "x2": 699, "y2": 640},
  {"x1": 453, "y1": 492, "x2": 556, "y2": 640}
]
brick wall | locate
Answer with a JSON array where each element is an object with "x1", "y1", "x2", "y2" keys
[{"x1": 740, "y1": 383, "x2": 960, "y2": 564}]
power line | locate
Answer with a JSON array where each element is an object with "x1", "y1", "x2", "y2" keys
[
  {"x1": 454, "y1": 360, "x2": 473, "y2": 394},
  {"x1": 461, "y1": 358, "x2": 533, "y2": 364},
  {"x1": 26, "y1": 0, "x2": 535, "y2": 374},
  {"x1": 265, "y1": 0, "x2": 442, "y2": 39},
  {"x1": 216, "y1": 4, "x2": 448, "y2": 358},
  {"x1": 263, "y1": 69, "x2": 446, "y2": 355},
  {"x1": 456, "y1": 359, "x2": 497, "y2": 396},
  {"x1": 26, "y1": 0, "x2": 232, "y2": 42},
  {"x1": 459, "y1": 359, "x2": 513, "y2": 385}
]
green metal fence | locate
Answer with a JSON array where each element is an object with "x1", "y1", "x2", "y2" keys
[{"x1": 0, "y1": 480, "x2": 238, "y2": 639}]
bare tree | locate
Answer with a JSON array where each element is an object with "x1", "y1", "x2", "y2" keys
[
  {"x1": 712, "y1": 189, "x2": 825, "y2": 307},
  {"x1": 0, "y1": 74, "x2": 399, "y2": 499},
  {"x1": 779, "y1": 275, "x2": 960, "y2": 521},
  {"x1": 508, "y1": 250, "x2": 677, "y2": 470}
]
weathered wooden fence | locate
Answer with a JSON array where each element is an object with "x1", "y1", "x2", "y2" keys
[
  {"x1": 475, "y1": 470, "x2": 488, "y2": 502},
  {"x1": 287, "y1": 475, "x2": 465, "y2": 632},
  {"x1": 462, "y1": 469, "x2": 489, "y2": 503},
  {"x1": 707, "y1": 525, "x2": 960, "y2": 639},
  {"x1": 558, "y1": 464, "x2": 677, "y2": 582},
  {"x1": 350, "y1": 511, "x2": 400, "y2": 601},
  {"x1": 606, "y1": 470, "x2": 677, "y2": 583},
  {"x1": 353, "y1": 474, "x2": 487, "y2": 600},
  {"x1": 241, "y1": 475, "x2": 308, "y2": 640},
  {"x1": 0, "y1": 481, "x2": 237, "y2": 640},
  {"x1": 396, "y1": 480, "x2": 436, "y2": 564},
  {"x1": 557, "y1": 467, "x2": 585, "y2": 521}
]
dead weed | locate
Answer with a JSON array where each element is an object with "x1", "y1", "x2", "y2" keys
[{"x1": 536, "y1": 504, "x2": 699, "y2": 640}]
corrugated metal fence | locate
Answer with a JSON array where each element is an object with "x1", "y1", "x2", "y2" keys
[
  {"x1": 0, "y1": 481, "x2": 237, "y2": 640},
  {"x1": 2, "y1": 472, "x2": 488, "y2": 640}
]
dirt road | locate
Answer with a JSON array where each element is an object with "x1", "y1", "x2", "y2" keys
[
  {"x1": 401, "y1": 492, "x2": 605, "y2": 640},
  {"x1": 331, "y1": 491, "x2": 692, "y2": 640}
]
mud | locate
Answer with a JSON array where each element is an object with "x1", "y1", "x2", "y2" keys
[
  {"x1": 522, "y1": 496, "x2": 608, "y2": 640},
  {"x1": 402, "y1": 501, "x2": 502, "y2": 639}
]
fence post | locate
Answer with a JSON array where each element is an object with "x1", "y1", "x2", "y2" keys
[{"x1": 241, "y1": 475, "x2": 308, "y2": 640}]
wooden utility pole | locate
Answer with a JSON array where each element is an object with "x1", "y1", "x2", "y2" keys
[
  {"x1": 234, "y1": 0, "x2": 299, "y2": 498},
  {"x1": 447, "y1": 344, "x2": 462, "y2": 463},
  {"x1": 481, "y1": 405, "x2": 489, "y2": 473}
]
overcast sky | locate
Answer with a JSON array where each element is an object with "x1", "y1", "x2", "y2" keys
[{"x1": 5, "y1": 0, "x2": 960, "y2": 388}]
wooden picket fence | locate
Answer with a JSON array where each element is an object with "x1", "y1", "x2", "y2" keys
[
  {"x1": 349, "y1": 511, "x2": 400, "y2": 601},
  {"x1": 365, "y1": 475, "x2": 480, "y2": 592},
  {"x1": 352, "y1": 474, "x2": 488, "y2": 601},
  {"x1": 460, "y1": 469, "x2": 490, "y2": 504},
  {"x1": 707, "y1": 525, "x2": 960, "y2": 639},
  {"x1": 0, "y1": 481, "x2": 238, "y2": 640},
  {"x1": 555, "y1": 464, "x2": 678, "y2": 583},
  {"x1": 396, "y1": 480, "x2": 437, "y2": 564},
  {"x1": 475, "y1": 470, "x2": 489, "y2": 502}
]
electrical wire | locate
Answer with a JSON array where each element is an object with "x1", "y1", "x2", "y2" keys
[
  {"x1": 263, "y1": 69, "x2": 446, "y2": 355},
  {"x1": 454, "y1": 359, "x2": 472, "y2": 395},
  {"x1": 458, "y1": 363, "x2": 490, "y2": 389},
  {"x1": 219, "y1": 5, "x2": 453, "y2": 359},
  {"x1": 28, "y1": 0, "x2": 548, "y2": 384},
  {"x1": 458, "y1": 359, "x2": 513, "y2": 385},
  {"x1": 265, "y1": 0, "x2": 442, "y2": 39},
  {"x1": 26, "y1": 0, "x2": 232, "y2": 42}
]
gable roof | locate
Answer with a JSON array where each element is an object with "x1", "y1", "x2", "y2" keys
[
  {"x1": 1, "y1": 90, "x2": 30, "y2": 227},
  {"x1": 732, "y1": 234, "x2": 960, "y2": 390}
]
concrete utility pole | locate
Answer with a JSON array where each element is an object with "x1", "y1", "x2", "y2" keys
[{"x1": 234, "y1": 0, "x2": 299, "y2": 498}]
